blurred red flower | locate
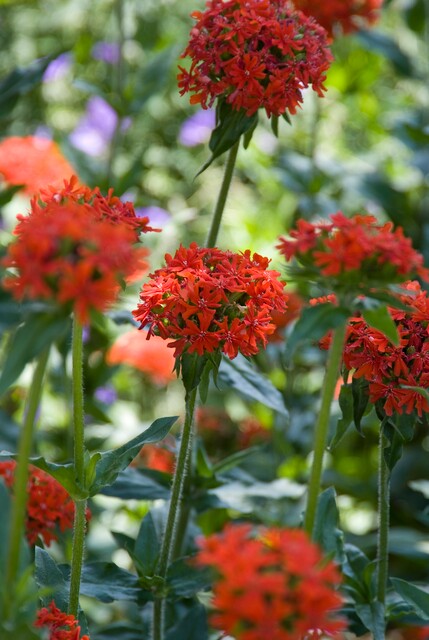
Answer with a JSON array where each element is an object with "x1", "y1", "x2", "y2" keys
[
  {"x1": 293, "y1": 0, "x2": 382, "y2": 36},
  {"x1": 133, "y1": 243, "x2": 287, "y2": 359},
  {"x1": 0, "y1": 461, "x2": 89, "y2": 546},
  {"x1": 132, "y1": 440, "x2": 176, "y2": 474},
  {"x1": 107, "y1": 329, "x2": 176, "y2": 385},
  {"x1": 35, "y1": 601, "x2": 89, "y2": 640},
  {"x1": 178, "y1": 0, "x2": 332, "y2": 117},
  {"x1": 194, "y1": 523, "x2": 345, "y2": 640},
  {"x1": 0, "y1": 136, "x2": 76, "y2": 196},
  {"x1": 3, "y1": 177, "x2": 154, "y2": 322}
]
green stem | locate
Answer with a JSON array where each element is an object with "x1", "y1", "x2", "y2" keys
[
  {"x1": 205, "y1": 140, "x2": 239, "y2": 249},
  {"x1": 303, "y1": 323, "x2": 347, "y2": 537},
  {"x1": 68, "y1": 316, "x2": 87, "y2": 617},
  {"x1": 3, "y1": 348, "x2": 49, "y2": 615},
  {"x1": 152, "y1": 388, "x2": 197, "y2": 640},
  {"x1": 376, "y1": 425, "x2": 390, "y2": 607}
]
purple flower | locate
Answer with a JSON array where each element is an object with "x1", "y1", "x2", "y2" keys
[
  {"x1": 94, "y1": 385, "x2": 118, "y2": 406},
  {"x1": 92, "y1": 42, "x2": 121, "y2": 65},
  {"x1": 69, "y1": 96, "x2": 130, "y2": 157},
  {"x1": 135, "y1": 206, "x2": 170, "y2": 228},
  {"x1": 179, "y1": 109, "x2": 216, "y2": 146},
  {"x1": 43, "y1": 53, "x2": 73, "y2": 83}
]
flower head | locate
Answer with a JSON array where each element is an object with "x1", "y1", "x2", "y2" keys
[
  {"x1": 0, "y1": 136, "x2": 76, "y2": 196},
  {"x1": 178, "y1": 0, "x2": 332, "y2": 117},
  {"x1": 292, "y1": 0, "x2": 383, "y2": 36},
  {"x1": 3, "y1": 177, "x2": 156, "y2": 322},
  {"x1": 277, "y1": 213, "x2": 428, "y2": 295},
  {"x1": 343, "y1": 282, "x2": 429, "y2": 418},
  {"x1": 0, "y1": 461, "x2": 89, "y2": 546},
  {"x1": 133, "y1": 243, "x2": 287, "y2": 359},
  {"x1": 35, "y1": 601, "x2": 89, "y2": 640},
  {"x1": 194, "y1": 523, "x2": 345, "y2": 640}
]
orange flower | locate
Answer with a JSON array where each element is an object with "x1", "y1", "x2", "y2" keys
[
  {"x1": 293, "y1": 0, "x2": 382, "y2": 36},
  {"x1": 194, "y1": 523, "x2": 345, "y2": 640},
  {"x1": 106, "y1": 329, "x2": 176, "y2": 385},
  {"x1": 0, "y1": 136, "x2": 76, "y2": 195}
]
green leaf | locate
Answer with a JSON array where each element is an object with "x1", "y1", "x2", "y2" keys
[
  {"x1": 0, "y1": 57, "x2": 53, "y2": 118},
  {"x1": 312, "y1": 487, "x2": 344, "y2": 561},
  {"x1": 382, "y1": 421, "x2": 405, "y2": 472},
  {"x1": 101, "y1": 467, "x2": 170, "y2": 501},
  {"x1": 198, "y1": 100, "x2": 257, "y2": 174},
  {"x1": 89, "y1": 416, "x2": 177, "y2": 495},
  {"x1": 0, "y1": 480, "x2": 11, "y2": 575},
  {"x1": 355, "y1": 601, "x2": 385, "y2": 640},
  {"x1": 352, "y1": 377, "x2": 370, "y2": 434},
  {"x1": 180, "y1": 352, "x2": 208, "y2": 395},
  {"x1": 0, "y1": 184, "x2": 22, "y2": 207},
  {"x1": 60, "y1": 562, "x2": 140, "y2": 603},
  {"x1": 330, "y1": 383, "x2": 354, "y2": 449},
  {"x1": 165, "y1": 604, "x2": 208, "y2": 640},
  {"x1": 0, "y1": 313, "x2": 71, "y2": 396},
  {"x1": 218, "y1": 355, "x2": 288, "y2": 416},
  {"x1": 391, "y1": 578, "x2": 429, "y2": 620},
  {"x1": 134, "y1": 512, "x2": 160, "y2": 576},
  {"x1": 212, "y1": 446, "x2": 261, "y2": 475},
  {"x1": 34, "y1": 548, "x2": 69, "y2": 611},
  {"x1": 284, "y1": 304, "x2": 350, "y2": 360},
  {"x1": 362, "y1": 305, "x2": 399, "y2": 346},
  {"x1": 167, "y1": 560, "x2": 212, "y2": 599}
]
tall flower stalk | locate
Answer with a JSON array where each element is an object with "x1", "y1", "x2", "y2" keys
[{"x1": 2, "y1": 348, "x2": 49, "y2": 620}]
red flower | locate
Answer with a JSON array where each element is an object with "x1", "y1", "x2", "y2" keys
[
  {"x1": 0, "y1": 136, "x2": 76, "y2": 196},
  {"x1": 35, "y1": 601, "x2": 89, "y2": 640},
  {"x1": 277, "y1": 213, "x2": 428, "y2": 293},
  {"x1": 3, "y1": 178, "x2": 155, "y2": 322},
  {"x1": 194, "y1": 523, "x2": 345, "y2": 640},
  {"x1": 293, "y1": 0, "x2": 383, "y2": 36},
  {"x1": 132, "y1": 440, "x2": 176, "y2": 474},
  {"x1": 178, "y1": 0, "x2": 332, "y2": 117},
  {"x1": 106, "y1": 329, "x2": 176, "y2": 385},
  {"x1": 133, "y1": 243, "x2": 287, "y2": 359},
  {"x1": 0, "y1": 461, "x2": 90, "y2": 546},
  {"x1": 343, "y1": 282, "x2": 429, "y2": 417}
]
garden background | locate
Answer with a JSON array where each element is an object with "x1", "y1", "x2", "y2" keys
[{"x1": 1, "y1": 0, "x2": 429, "y2": 638}]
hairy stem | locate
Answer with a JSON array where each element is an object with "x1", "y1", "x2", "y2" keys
[
  {"x1": 68, "y1": 316, "x2": 87, "y2": 617},
  {"x1": 376, "y1": 425, "x2": 390, "y2": 607},
  {"x1": 303, "y1": 323, "x2": 347, "y2": 537},
  {"x1": 152, "y1": 388, "x2": 197, "y2": 640}
]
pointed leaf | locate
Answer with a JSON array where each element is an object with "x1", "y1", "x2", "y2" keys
[
  {"x1": 101, "y1": 467, "x2": 170, "y2": 501},
  {"x1": 391, "y1": 578, "x2": 429, "y2": 620},
  {"x1": 134, "y1": 512, "x2": 160, "y2": 576},
  {"x1": 61, "y1": 562, "x2": 141, "y2": 603},
  {"x1": 352, "y1": 376, "x2": 370, "y2": 433},
  {"x1": 218, "y1": 355, "x2": 288, "y2": 416},
  {"x1": 285, "y1": 304, "x2": 349, "y2": 360},
  {"x1": 355, "y1": 601, "x2": 385, "y2": 640},
  {"x1": 213, "y1": 446, "x2": 261, "y2": 475},
  {"x1": 362, "y1": 306, "x2": 399, "y2": 346},
  {"x1": 330, "y1": 383, "x2": 353, "y2": 449},
  {"x1": 89, "y1": 416, "x2": 177, "y2": 495},
  {"x1": 312, "y1": 487, "x2": 344, "y2": 561},
  {"x1": 34, "y1": 548, "x2": 69, "y2": 610},
  {"x1": 165, "y1": 604, "x2": 208, "y2": 640},
  {"x1": 167, "y1": 559, "x2": 212, "y2": 598}
]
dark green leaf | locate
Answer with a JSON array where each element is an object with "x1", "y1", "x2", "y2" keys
[
  {"x1": 330, "y1": 383, "x2": 354, "y2": 449},
  {"x1": 0, "y1": 480, "x2": 11, "y2": 574},
  {"x1": 95, "y1": 624, "x2": 143, "y2": 640},
  {"x1": 218, "y1": 355, "x2": 288, "y2": 416},
  {"x1": 312, "y1": 487, "x2": 344, "y2": 561},
  {"x1": 352, "y1": 377, "x2": 370, "y2": 433},
  {"x1": 0, "y1": 185, "x2": 22, "y2": 207},
  {"x1": 382, "y1": 422, "x2": 404, "y2": 472},
  {"x1": 134, "y1": 512, "x2": 160, "y2": 576},
  {"x1": 390, "y1": 578, "x2": 429, "y2": 620},
  {"x1": 362, "y1": 306, "x2": 399, "y2": 346},
  {"x1": 167, "y1": 559, "x2": 212, "y2": 599},
  {"x1": 0, "y1": 409, "x2": 19, "y2": 450},
  {"x1": 101, "y1": 467, "x2": 170, "y2": 501},
  {"x1": 355, "y1": 601, "x2": 385, "y2": 640},
  {"x1": 165, "y1": 604, "x2": 208, "y2": 640},
  {"x1": 0, "y1": 313, "x2": 71, "y2": 396},
  {"x1": 0, "y1": 57, "x2": 53, "y2": 118},
  {"x1": 60, "y1": 562, "x2": 140, "y2": 603},
  {"x1": 284, "y1": 304, "x2": 349, "y2": 360},
  {"x1": 213, "y1": 446, "x2": 261, "y2": 475},
  {"x1": 34, "y1": 548, "x2": 69, "y2": 611},
  {"x1": 89, "y1": 416, "x2": 177, "y2": 495},
  {"x1": 180, "y1": 352, "x2": 208, "y2": 395}
]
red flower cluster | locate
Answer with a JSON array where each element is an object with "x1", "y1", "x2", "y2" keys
[
  {"x1": 178, "y1": 0, "x2": 332, "y2": 117},
  {"x1": 3, "y1": 177, "x2": 155, "y2": 322},
  {"x1": 343, "y1": 282, "x2": 429, "y2": 417},
  {"x1": 133, "y1": 243, "x2": 287, "y2": 359},
  {"x1": 35, "y1": 601, "x2": 89, "y2": 640},
  {"x1": 292, "y1": 0, "x2": 382, "y2": 36},
  {"x1": 0, "y1": 461, "x2": 88, "y2": 546},
  {"x1": 194, "y1": 523, "x2": 345, "y2": 640},
  {"x1": 277, "y1": 213, "x2": 428, "y2": 292}
]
